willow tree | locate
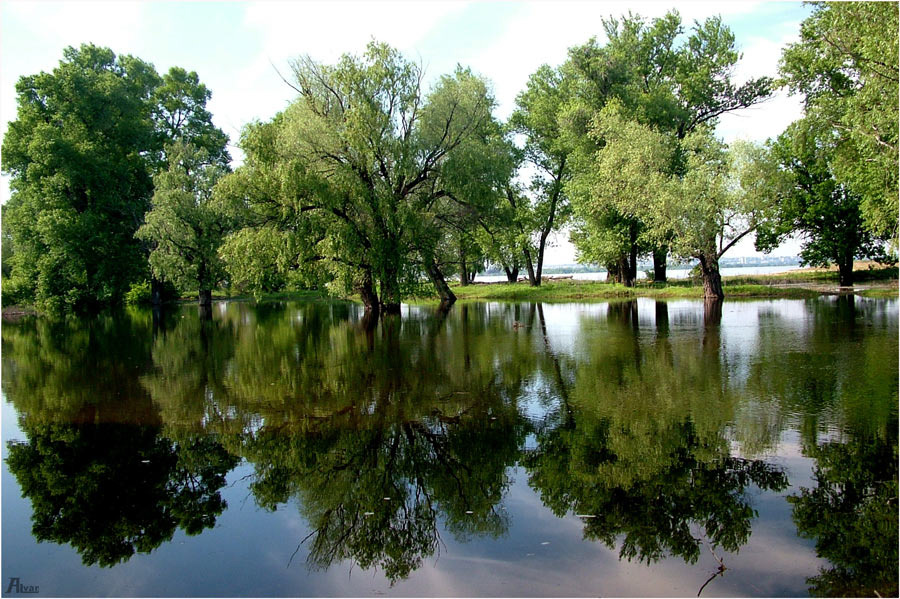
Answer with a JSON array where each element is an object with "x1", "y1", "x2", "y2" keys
[
  {"x1": 562, "y1": 11, "x2": 773, "y2": 283},
  {"x1": 218, "y1": 42, "x2": 500, "y2": 314},
  {"x1": 573, "y1": 106, "x2": 776, "y2": 299}
]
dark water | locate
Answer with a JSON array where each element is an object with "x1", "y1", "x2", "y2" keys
[{"x1": 2, "y1": 297, "x2": 897, "y2": 597}]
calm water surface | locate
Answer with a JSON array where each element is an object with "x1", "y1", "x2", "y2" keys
[{"x1": 2, "y1": 297, "x2": 897, "y2": 597}]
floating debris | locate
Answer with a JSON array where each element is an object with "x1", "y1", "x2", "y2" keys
[
  {"x1": 363, "y1": 512, "x2": 374, "y2": 517},
  {"x1": 540, "y1": 542, "x2": 550, "y2": 545},
  {"x1": 382, "y1": 497, "x2": 391, "y2": 501},
  {"x1": 140, "y1": 460, "x2": 150, "y2": 464},
  {"x1": 465, "y1": 510, "x2": 474, "y2": 514}
]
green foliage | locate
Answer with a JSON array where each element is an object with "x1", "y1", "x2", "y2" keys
[
  {"x1": 152, "y1": 67, "x2": 230, "y2": 168},
  {"x1": 756, "y1": 118, "x2": 891, "y2": 285},
  {"x1": 136, "y1": 141, "x2": 233, "y2": 295},
  {"x1": 780, "y1": 1, "x2": 899, "y2": 240},
  {"x1": 561, "y1": 11, "x2": 772, "y2": 283},
  {"x1": 217, "y1": 43, "x2": 503, "y2": 308},
  {"x1": 125, "y1": 280, "x2": 153, "y2": 305},
  {"x1": 1, "y1": 44, "x2": 160, "y2": 313},
  {"x1": 1, "y1": 45, "x2": 231, "y2": 313},
  {"x1": 755, "y1": 118, "x2": 893, "y2": 285}
]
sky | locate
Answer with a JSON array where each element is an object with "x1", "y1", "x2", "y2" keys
[{"x1": 0, "y1": 1, "x2": 812, "y2": 262}]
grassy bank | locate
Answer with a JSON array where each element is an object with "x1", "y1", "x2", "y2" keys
[
  {"x1": 446, "y1": 265, "x2": 898, "y2": 303},
  {"x1": 446, "y1": 279, "x2": 822, "y2": 302}
]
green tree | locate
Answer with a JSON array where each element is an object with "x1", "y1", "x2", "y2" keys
[
  {"x1": 152, "y1": 66, "x2": 231, "y2": 169},
  {"x1": 755, "y1": 118, "x2": 893, "y2": 286},
  {"x1": 1, "y1": 44, "x2": 160, "y2": 313},
  {"x1": 568, "y1": 106, "x2": 777, "y2": 299},
  {"x1": 780, "y1": 1, "x2": 899, "y2": 241},
  {"x1": 509, "y1": 64, "x2": 572, "y2": 286},
  {"x1": 562, "y1": 12, "x2": 773, "y2": 283},
  {"x1": 217, "y1": 43, "x2": 499, "y2": 314},
  {"x1": 136, "y1": 141, "x2": 233, "y2": 305}
]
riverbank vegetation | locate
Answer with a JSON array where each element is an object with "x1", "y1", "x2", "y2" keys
[{"x1": 2, "y1": 3, "x2": 896, "y2": 318}]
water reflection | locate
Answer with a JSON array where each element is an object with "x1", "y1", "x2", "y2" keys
[
  {"x1": 2, "y1": 297, "x2": 897, "y2": 595},
  {"x1": 6, "y1": 422, "x2": 237, "y2": 566},
  {"x1": 790, "y1": 422, "x2": 898, "y2": 597}
]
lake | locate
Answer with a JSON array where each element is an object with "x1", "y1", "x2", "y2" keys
[{"x1": 2, "y1": 296, "x2": 897, "y2": 597}]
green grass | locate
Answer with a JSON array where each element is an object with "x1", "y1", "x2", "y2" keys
[
  {"x1": 856, "y1": 287, "x2": 899, "y2": 299},
  {"x1": 445, "y1": 279, "x2": 823, "y2": 302}
]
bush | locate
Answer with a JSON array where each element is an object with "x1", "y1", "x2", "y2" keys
[{"x1": 125, "y1": 280, "x2": 152, "y2": 305}]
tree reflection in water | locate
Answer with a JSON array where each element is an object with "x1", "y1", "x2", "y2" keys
[
  {"x1": 6, "y1": 423, "x2": 237, "y2": 566},
  {"x1": 1, "y1": 298, "x2": 896, "y2": 593},
  {"x1": 790, "y1": 423, "x2": 898, "y2": 597}
]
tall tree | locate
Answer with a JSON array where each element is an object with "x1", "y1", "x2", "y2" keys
[
  {"x1": 563, "y1": 11, "x2": 773, "y2": 283},
  {"x1": 780, "y1": 1, "x2": 899, "y2": 241},
  {"x1": 217, "y1": 42, "x2": 499, "y2": 314},
  {"x1": 573, "y1": 106, "x2": 777, "y2": 299},
  {"x1": 755, "y1": 118, "x2": 893, "y2": 286},
  {"x1": 509, "y1": 65, "x2": 572, "y2": 286},
  {"x1": 136, "y1": 141, "x2": 233, "y2": 305},
  {"x1": 152, "y1": 67, "x2": 231, "y2": 168},
  {"x1": 1, "y1": 44, "x2": 160, "y2": 313}
]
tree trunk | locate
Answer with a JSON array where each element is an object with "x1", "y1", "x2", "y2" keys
[
  {"x1": 424, "y1": 253, "x2": 456, "y2": 306},
  {"x1": 199, "y1": 289, "x2": 212, "y2": 307},
  {"x1": 698, "y1": 254, "x2": 725, "y2": 300},
  {"x1": 627, "y1": 224, "x2": 638, "y2": 287},
  {"x1": 653, "y1": 247, "x2": 667, "y2": 283},
  {"x1": 523, "y1": 248, "x2": 539, "y2": 286},
  {"x1": 606, "y1": 261, "x2": 619, "y2": 284},
  {"x1": 503, "y1": 265, "x2": 519, "y2": 283},
  {"x1": 621, "y1": 253, "x2": 634, "y2": 288},
  {"x1": 458, "y1": 245, "x2": 469, "y2": 287},
  {"x1": 536, "y1": 235, "x2": 547, "y2": 284},
  {"x1": 359, "y1": 270, "x2": 380, "y2": 316},
  {"x1": 151, "y1": 277, "x2": 164, "y2": 306},
  {"x1": 837, "y1": 258, "x2": 854, "y2": 287},
  {"x1": 379, "y1": 269, "x2": 402, "y2": 314},
  {"x1": 469, "y1": 270, "x2": 476, "y2": 283}
]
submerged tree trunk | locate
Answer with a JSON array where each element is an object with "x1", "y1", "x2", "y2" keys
[
  {"x1": 151, "y1": 277, "x2": 164, "y2": 306},
  {"x1": 379, "y1": 269, "x2": 402, "y2": 315},
  {"x1": 698, "y1": 254, "x2": 725, "y2": 300},
  {"x1": 359, "y1": 270, "x2": 380, "y2": 316},
  {"x1": 653, "y1": 247, "x2": 667, "y2": 283},
  {"x1": 423, "y1": 253, "x2": 456, "y2": 307}
]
